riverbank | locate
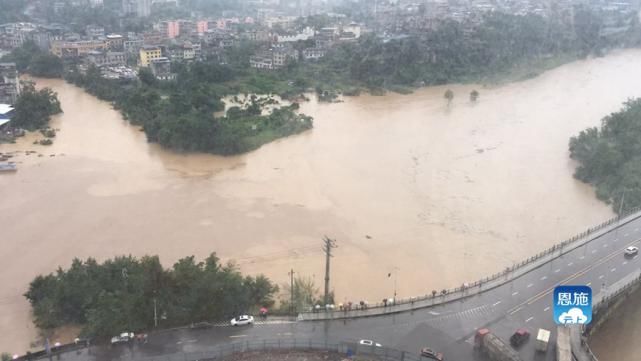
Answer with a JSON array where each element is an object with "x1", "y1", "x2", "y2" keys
[{"x1": 6, "y1": 49, "x2": 641, "y2": 354}]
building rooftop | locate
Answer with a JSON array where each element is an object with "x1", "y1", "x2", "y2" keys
[{"x1": 0, "y1": 104, "x2": 14, "y2": 115}]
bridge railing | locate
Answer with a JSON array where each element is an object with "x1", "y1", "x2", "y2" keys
[
  {"x1": 116, "y1": 339, "x2": 423, "y2": 361},
  {"x1": 299, "y1": 207, "x2": 641, "y2": 320},
  {"x1": 579, "y1": 271, "x2": 641, "y2": 361}
]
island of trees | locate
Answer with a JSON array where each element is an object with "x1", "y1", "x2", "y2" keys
[
  {"x1": 570, "y1": 99, "x2": 641, "y2": 213},
  {"x1": 24, "y1": 253, "x2": 279, "y2": 339}
]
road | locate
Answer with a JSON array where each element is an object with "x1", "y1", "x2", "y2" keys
[{"x1": 45, "y1": 217, "x2": 641, "y2": 361}]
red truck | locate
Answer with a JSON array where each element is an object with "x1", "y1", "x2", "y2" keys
[{"x1": 475, "y1": 329, "x2": 524, "y2": 361}]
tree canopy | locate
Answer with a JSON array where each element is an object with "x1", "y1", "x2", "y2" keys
[
  {"x1": 10, "y1": 82, "x2": 62, "y2": 130},
  {"x1": 24, "y1": 253, "x2": 278, "y2": 339},
  {"x1": 570, "y1": 99, "x2": 641, "y2": 213}
]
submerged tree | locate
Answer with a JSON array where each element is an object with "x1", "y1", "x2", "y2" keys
[
  {"x1": 444, "y1": 89, "x2": 454, "y2": 105},
  {"x1": 470, "y1": 90, "x2": 480, "y2": 102}
]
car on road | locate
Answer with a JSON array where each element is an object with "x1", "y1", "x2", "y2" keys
[
  {"x1": 509, "y1": 328, "x2": 530, "y2": 347},
  {"x1": 420, "y1": 347, "x2": 444, "y2": 360},
  {"x1": 359, "y1": 339, "x2": 382, "y2": 347},
  {"x1": 110, "y1": 332, "x2": 134, "y2": 345},
  {"x1": 230, "y1": 315, "x2": 254, "y2": 326},
  {"x1": 624, "y1": 246, "x2": 638, "y2": 256}
]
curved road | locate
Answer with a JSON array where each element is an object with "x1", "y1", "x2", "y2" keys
[{"x1": 47, "y1": 217, "x2": 641, "y2": 361}]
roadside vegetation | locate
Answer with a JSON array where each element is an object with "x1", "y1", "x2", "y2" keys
[
  {"x1": 570, "y1": 99, "x2": 641, "y2": 214},
  {"x1": 24, "y1": 253, "x2": 278, "y2": 340}
]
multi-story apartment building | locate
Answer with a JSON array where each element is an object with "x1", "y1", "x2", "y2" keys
[
  {"x1": 51, "y1": 40, "x2": 108, "y2": 58},
  {"x1": 139, "y1": 46, "x2": 162, "y2": 67},
  {"x1": 0, "y1": 63, "x2": 20, "y2": 105}
]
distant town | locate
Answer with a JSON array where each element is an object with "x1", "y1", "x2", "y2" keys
[{"x1": 1, "y1": 0, "x2": 640, "y2": 104}]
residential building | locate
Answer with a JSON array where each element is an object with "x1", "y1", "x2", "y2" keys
[
  {"x1": 156, "y1": 21, "x2": 180, "y2": 39},
  {"x1": 249, "y1": 45, "x2": 298, "y2": 70},
  {"x1": 142, "y1": 31, "x2": 164, "y2": 46},
  {"x1": 139, "y1": 46, "x2": 162, "y2": 67},
  {"x1": 302, "y1": 47, "x2": 326, "y2": 60},
  {"x1": 122, "y1": 0, "x2": 151, "y2": 17},
  {"x1": 150, "y1": 57, "x2": 175, "y2": 80},
  {"x1": 51, "y1": 40, "x2": 107, "y2": 58},
  {"x1": 0, "y1": 63, "x2": 20, "y2": 105},
  {"x1": 105, "y1": 34, "x2": 125, "y2": 51},
  {"x1": 124, "y1": 38, "x2": 144, "y2": 53},
  {"x1": 86, "y1": 51, "x2": 126, "y2": 67},
  {"x1": 86, "y1": 25, "x2": 105, "y2": 39},
  {"x1": 277, "y1": 27, "x2": 314, "y2": 43},
  {"x1": 249, "y1": 52, "x2": 274, "y2": 69},
  {"x1": 196, "y1": 21, "x2": 208, "y2": 34}
]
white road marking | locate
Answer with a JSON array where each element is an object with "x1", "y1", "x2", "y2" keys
[
  {"x1": 429, "y1": 311, "x2": 440, "y2": 316},
  {"x1": 554, "y1": 269, "x2": 561, "y2": 273},
  {"x1": 527, "y1": 283, "x2": 533, "y2": 288},
  {"x1": 599, "y1": 275, "x2": 604, "y2": 279},
  {"x1": 229, "y1": 335, "x2": 247, "y2": 338},
  {"x1": 277, "y1": 332, "x2": 292, "y2": 336},
  {"x1": 611, "y1": 268, "x2": 616, "y2": 272},
  {"x1": 592, "y1": 250, "x2": 597, "y2": 254},
  {"x1": 580, "y1": 256, "x2": 585, "y2": 260},
  {"x1": 512, "y1": 291, "x2": 519, "y2": 296},
  {"x1": 541, "y1": 276, "x2": 548, "y2": 281},
  {"x1": 544, "y1": 307, "x2": 550, "y2": 312},
  {"x1": 634, "y1": 255, "x2": 639, "y2": 259},
  {"x1": 510, "y1": 306, "x2": 523, "y2": 315},
  {"x1": 625, "y1": 233, "x2": 630, "y2": 237},
  {"x1": 493, "y1": 301, "x2": 502, "y2": 307},
  {"x1": 623, "y1": 261, "x2": 628, "y2": 265},
  {"x1": 635, "y1": 228, "x2": 639, "y2": 232},
  {"x1": 568, "y1": 262, "x2": 574, "y2": 266},
  {"x1": 587, "y1": 282, "x2": 592, "y2": 287},
  {"x1": 526, "y1": 317, "x2": 534, "y2": 323}
]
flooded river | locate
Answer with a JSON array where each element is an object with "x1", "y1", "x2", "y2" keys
[{"x1": 4, "y1": 49, "x2": 641, "y2": 354}]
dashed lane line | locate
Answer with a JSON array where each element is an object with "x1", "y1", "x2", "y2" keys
[
  {"x1": 568, "y1": 262, "x2": 574, "y2": 266},
  {"x1": 554, "y1": 269, "x2": 561, "y2": 273},
  {"x1": 544, "y1": 307, "x2": 550, "y2": 312},
  {"x1": 599, "y1": 275, "x2": 604, "y2": 279},
  {"x1": 525, "y1": 317, "x2": 534, "y2": 323},
  {"x1": 540, "y1": 276, "x2": 548, "y2": 281},
  {"x1": 512, "y1": 291, "x2": 519, "y2": 296},
  {"x1": 493, "y1": 301, "x2": 502, "y2": 307},
  {"x1": 229, "y1": 335, "x2": 247, "y2": 338},
  {"x1": 624, "y1": 261, "x2": 628, "y2": 265},
  {"x1": 509, "y1": 306, "x2": 523, "y2": 315},
  {"x1": 592, "y1": 250, "x2": 597, "y2": 254},
  {"x1": 527, "y1": 283, "x2": 533, "y2": 288},
  {"x1": 586, "y1": 282, "x2": 592, "y2": 287},
  {"x1": 611, "y1": 268, "x2": 617, "y2": 272}
]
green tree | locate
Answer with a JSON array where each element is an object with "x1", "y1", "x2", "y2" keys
[{"x1": 11, "y1": 82, "x2": 62, "y2": 130}]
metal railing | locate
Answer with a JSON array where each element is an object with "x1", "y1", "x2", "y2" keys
[
  {"x1": 119, "y1": 339, "x2": 423, "y2": 361},
  {"x1": 300, "y1": 207, "x2": 641, "y2": 320}
]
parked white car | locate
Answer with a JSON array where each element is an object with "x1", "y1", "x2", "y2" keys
[
  {"x1": 359, "y1": 339, "x2": 382, "y2": 347},
  {"x1": 624, "y1": 246, "x2": 639, "y2": 256},
  {"x1": 230, "y1": 315, "x2": 254, "y2": 326},
  {"x1": 110, "y1": 332, "x2": 134, "y2": 344}
]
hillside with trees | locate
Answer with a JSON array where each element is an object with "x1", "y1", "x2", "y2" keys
[
  {"x1": 24, "y1": 253, "x2": 278, "y2": 339},
  {"x1": 569, "y1": 99, "x2": 641, "y2": 213}
]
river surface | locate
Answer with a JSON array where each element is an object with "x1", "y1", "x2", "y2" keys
[
  {"x1": 5, "y1": 49, "x2": 641, "y2": 354},
  {"x1": 590, "y1": 286, "x2": 641, "y2": 361}
]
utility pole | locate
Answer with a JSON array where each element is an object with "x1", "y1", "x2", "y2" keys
[
  {"x1": 322, "y1": 236, "x2": 337, "y2": 305},
  {"x1": 288, "y1": 269, "x2": 295, "y2": 314},
  {"x1": 153, "y1": 298, "x2": 158, "y2": 327}
]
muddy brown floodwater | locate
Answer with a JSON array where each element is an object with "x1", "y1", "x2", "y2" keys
[{"x1": 4, "y1": 49, "x2": 641, "y2": 355}]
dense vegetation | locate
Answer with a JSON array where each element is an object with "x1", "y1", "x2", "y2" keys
[
  {"x1": 24, "y1": 253, "x2": 278, "y2": 339},
  {"x1": 1, "y1": 42, "x2": 64, "y2": 78},
  {"x1": 10, "y1": 82, "x2": 62, "y2": 130},
  {"x1": 65, "y1": 63, "x2": 313, "y2": 154},
  {"x1": 570, "y1": 99, "x2": 641, "y2": 213}
]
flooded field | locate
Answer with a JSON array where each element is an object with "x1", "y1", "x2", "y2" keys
[{"x1": 5, "y1": 49, "x2": 641, "y2": 353}]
